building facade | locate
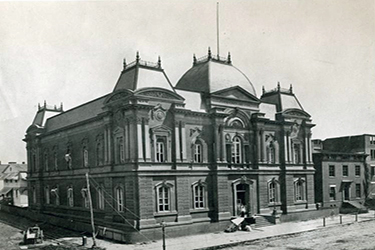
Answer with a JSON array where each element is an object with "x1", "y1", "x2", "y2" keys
[
  {"x1": 312, "y1": 148, "x2": 367, "y2": 211},
  {"x1": 0, "y1": 162, "x2": 28, "y2": 207},
  {"x1": 24, "y1": 50, "x2": 316, "y2": 242}
]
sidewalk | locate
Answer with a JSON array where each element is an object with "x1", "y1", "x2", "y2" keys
[{"x1": 61, "y1": 211, "x2": 375, "y2": 250}]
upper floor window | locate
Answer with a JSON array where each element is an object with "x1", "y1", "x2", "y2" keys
[
  {"x1": 117, "y1": 137, "x2": 125, "y2": 163},
  {"x1": 32, "y1": 186, "x2": 37, "y2": 204},
  {"x1": 65, "y1": 147, "x2": 72, "y2": 169},
  {"x1": 370, "y1": 136, "x2": 375, "y2": 144},
  {"x1": 342, "y1": 165, "x2": 348, "y2": 177},
  {"x1": 115, "y1": 186, "x2": 124, "y2": 212},
  {"x1": 51, "y1": 187, "x2": 59, "y2": 205},
  {"x1": 371, "y1": 150, "x2": 375, "y2": 160},
  {"x1": 44, "y1": 151, "x2": 49, "y2": 171},
  {"x1": 266, "y1": 141, "x2": 276, "y2": 164},
  {"x1": 96, "y1": 141, "x2": 104, "y2": 166},
  {"x1": 193, "y1": 142, "x2": 202, "y2": 163},
  {"x1": 82, "y1": 146, "x2": 89, "y2": 168},
  {"x1": 53, "y1": 146, "x2": 58, "y2": 171},
  {"x1": 67, "y1": 187, "x2": 74, "y2": 207},
  {"x1": 232, "y1": 137, "x2": 242, "y2": 164},
  {"x1": 45, "y1": 186, "x2": 50, "y2": 204},
  {"x1": 355, "y1": 165, "x2": 361, "y2": 176},
  {"x1": 156, "y1": 137, "x2": 166, "y2": 163},
  {"x1": 293, "y1": 143, "x2": 301, "y2": 164},
  {"x1": 329, "y1": 165, "x2": 335, "y2": 177}
]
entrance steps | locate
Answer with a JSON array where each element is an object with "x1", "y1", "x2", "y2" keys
[{"x1": 254, "y1": 215, "x2": 276, "y2": 228}]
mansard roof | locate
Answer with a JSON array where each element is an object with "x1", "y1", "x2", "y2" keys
[
  {"x1": 113, "y1": 53, "x2": 175, "y2": 92},
  {"x1": 175, "y1": 49, "x2": 256, "y2": 97}
]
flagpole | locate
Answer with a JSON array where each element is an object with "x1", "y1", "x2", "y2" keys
[
  {"x1": 86, "y1": 172, "x2": 97, "y2": 247},
  {"x1": 217, "y1": 2, "x2": 220, "y2": 57}
]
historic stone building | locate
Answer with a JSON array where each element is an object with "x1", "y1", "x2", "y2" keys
[{"x1": 24, "y1": 49, "x2": 316, "y2": 242}]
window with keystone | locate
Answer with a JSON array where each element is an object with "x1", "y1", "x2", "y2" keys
[
  {"x1": 294, "y1": 178, "x2": 306, "y2": 202},
  {"x1": 115, "y1": 186, "x2": 124, "y2": 212},
  {"x1": 192, "y1": 181, "x2": 206, "y2": 209},
  {"x1": 67, "y1": 186, "x2": 74, "y2": 207},
  {"x1": 232, "y1": 137, "x2": 242, "y2": 164},
  {"x1": 155, "y1": 181, "x2": 174, "y2": 213}
]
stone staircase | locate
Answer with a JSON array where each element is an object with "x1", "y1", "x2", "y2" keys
[{"x1": 254, "y1": 215, "x2": 276, "y2": 228}]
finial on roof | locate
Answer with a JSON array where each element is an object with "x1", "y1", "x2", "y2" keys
[
  {"x1": 158, "y1": 56, "x2": 161, "y2": 68},
  {"x1": 193, "y1": 54, "x2": 197, "y2": 65},
  {"x1": 277, "y1": 81, "x2": 280, "y2": 91},
  {"x1": 123, "y1": 58, "x2": 127, "y2": 70},
  {"x1": 208, "y1": 47, "x2": 212, "y2": 59},
  {"x1": 227, "y1": 52, "x2": 231, "y2": 64},
  {"x1": 290, "y1": 84, "x2": 293, "y2": 93},
  {"x1": 262, "y1": 86, "x2": 265, "y2": 95},
  {"x1": 60, "y1": 102, "x2": 63, "y2": 111},
  {"x1": 38, "y1": 103, "x2": 40, "y2": 110},
  {"x1": 44, "y1": 100, "x2": 46, "y2": 108},
  {"x1": 136, "y1": 51, "x2": 140, "y2": 63}
]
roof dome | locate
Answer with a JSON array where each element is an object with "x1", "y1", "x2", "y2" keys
[{"x1": 175, "y1": 51, "x2": 256, "y2": 97}]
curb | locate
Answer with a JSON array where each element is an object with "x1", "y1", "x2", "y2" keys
[{"x1": 194, "y1": 218, "x2": 374, "y2": 250}]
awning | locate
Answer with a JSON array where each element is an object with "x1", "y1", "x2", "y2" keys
[{"x1": 0, "y1": 187, "x2": 12, "y2": 195}]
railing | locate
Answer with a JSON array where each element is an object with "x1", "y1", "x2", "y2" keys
[{"x1": 123, "y1": 59, "x2": 161, "y2": 70}]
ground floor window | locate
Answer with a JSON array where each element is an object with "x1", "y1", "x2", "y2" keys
[
  {"x1": 329, "y1": 186, "x2": 336, "y2": 201},
  {"x1": 97, "y1": 187, "x2": 105, "y2": 210},
  {"x1": 356, "y1": 184, "x2": 361, "y2": 198},
  {"x1": 268, "y1": 179, "x2": 279, "y2": 204},
  {"x1": 192, "y1": 182, "x2": 205, "y2": 209},
  {"x1": 115, "y1": 186, "x2": 124, "y2": 212},
  {"x1": 45, "y1": 186, "x2": 50, "y2": 204},
  {"x1": 294, "y1": 178, "x2": 306, "y2": 202},
  {"x1": 67, "y1": 187, "x2": 74, "y2": 207}
]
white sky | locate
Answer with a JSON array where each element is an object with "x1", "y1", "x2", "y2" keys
[{"x1": 0, "y1": 0, "x2": 374, "y2": 163}]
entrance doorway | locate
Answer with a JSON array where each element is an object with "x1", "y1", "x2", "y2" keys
[
  {"x1": 343, "y1": 184, "x2": 350, "y2": 201},
  {"x1": 234, "y1": 183, "x2": 250, "y2": 216}
]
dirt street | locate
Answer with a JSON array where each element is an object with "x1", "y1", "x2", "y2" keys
[{"x1": 226, "y1": 220, "x2": 375, "y2": 250}]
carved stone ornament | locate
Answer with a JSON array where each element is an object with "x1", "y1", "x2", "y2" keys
[
  {"x1": 141, "y1": 91, "x2": 173, "y2": 99},
  {"x1": 190, "y1": 127, "x2": 202, "y2": 144},
  {"x1": 151, "y1": 104, "x2": 167, "y2": 121},
  {"x1": 290, "y1": 122, "x2": 300, "y2": 139},
  {"x1": 225, "y1": 134, "x2": 231, "y2": 142},
  {"x1": 115, "y1": 111, "x2": 123, "y2": 124},
  {"x1": 109, "y1": 92, "x2": 130, "y2": 102}
]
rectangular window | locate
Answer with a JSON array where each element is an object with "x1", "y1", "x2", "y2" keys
[
  {"x1": 156, "y1": 137, "x2": 166, "y2": 162},
  {"x1": 117, "y1": 137, "x2": 124, "y2": 163},
  {"x1": 194, "y1": 185, "x2": 205, "y2": 208},
  {"x1": 372, "y1": 167, "x2": 375, "y2": 177},
  {"x1": 44, "y1": 152, "x2": 48, "y2": 171},
  {"x1": 329, "y1": 165, "x2": 335, "y2": 177},
  {"x1": 371, "y1": 150, "x2": 375, "y2": 160},
  {"x1": 355, "y1": 165, "x2": 361, "y2": 176},
  {"x1": 342, "y1": 165, "x2": 348, "y2": 177},
  {"x1": 194, "y1": 144, "x2": 202, "y2": 163},
  {"x1": 294, "y1": 180, "x2": 305, "y2": 201},
  {"x1": 158, "y1": 186, "x2": 170, "y2": 212},
  {"x1": 356, "y1": 184, "x2": 361, "y2": 198},
  {"x1": 329, "y1": 186, "x2": 336, "y2": 200},
  {"x1": 370, "y1": 136, "x2": 375, "y2": 144},
  {"x1": 54, "y1": 152, "x2": 58, "y2": 170},
  {"x1": 98, "y1": 187, "x2": 105, "y2": 210},
  {"x1": 116, "y1": 187, "x2": 124, "y2": 212},
  {"x1": 269, "y1": 182, "x2": 276, "y2": 203}
]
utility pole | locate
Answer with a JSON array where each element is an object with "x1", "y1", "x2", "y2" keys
[
  {"x1": 86, "y1": 172, "x2": 97, "y2": 247},
  {"x1": 161, "y1": 221, "x2": 166, "y2": 250}
]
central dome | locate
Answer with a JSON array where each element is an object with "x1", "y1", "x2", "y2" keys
[{"x1": 175, "y1": 52, "x2": 256, "y2": 97}]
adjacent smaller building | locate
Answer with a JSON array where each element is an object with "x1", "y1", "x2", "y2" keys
[
  {"x1": 312, "y1": 142, "x2": 367, "y2": 211},
  {"x1": 0, "y1": 162, "x2": 28, "y2": 207}
]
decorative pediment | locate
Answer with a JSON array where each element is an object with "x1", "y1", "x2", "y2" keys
[
  {"x1": 211, "y1": 86, "x2": 260, "y2": 102},
  {"x1": 283, "y1": 108, "x2": 311, "y2": 118},
  {"x1": 104, "y1": 89, "x2": 133, "y2": 104},
  {"x1": 135, "y1": 87, "x2": 184, "y2": 101}
]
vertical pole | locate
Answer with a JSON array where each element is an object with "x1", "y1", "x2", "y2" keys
[
  {"x1": 323, "y1": 217, "x2": 325, "y2": 227},
  {"x1": 340, "y1": 215, "x2": 342, "y2": 224},
  {"x1": 216, "y1": 2, "x2": 220, "y2": 57},
  {"x1": 161, "y1": 221, "x2": 166, "y2": 250},
  {"x1": 355, "y1": 213, "x2": 358, "y2": 222},
  {"x1": 86, "y1": 173, "x2": 97, "y2": 247}
]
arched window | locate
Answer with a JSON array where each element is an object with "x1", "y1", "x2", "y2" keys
[
  {"x1": 115, "y1": 186, "x2": 124, "y2": 212},
  {"x1": 97, "y1": 187, "x2": 105, "y2": 210},
  {"x1": 155, "y1": 181, "x2": 174, "y2": 213},
  {"x1": 51, "y1": 187, "x2": 59, "y2": 205},
  {"x1": 53, "y1": 146, "x2": 58, "y2": 171},
  {"x1": 44, "y1": 151, "x2": 49, "y2": 171},
  {"x1": 156, "y1": 138, "x2": 166, "y2": 162},
  {"x1": 81, "y1": 187, "x2": 89, "y2": 208},
  {"x1": 45, "y1": 186, "x2": 50, "y2": 204},
  {"x1": 193, "y1": 141, "x2": 203, "y2": 163},
  {"x1": 268, "y1": 179, "x2": 280, "y2": 204},
  {"x1": 294, "y1": 178, "x2": 306, "y2": 202},
  {"x1": 82, "y1": 146, "x2": 89, "y2": 168},
  {"x1": 65, "y1": 147, "x2": 72, "y2": 169},
  {"x1": 117, "y1": 137, "x2": 125, "y2": 163},
  {"x1": 232, "y1": 137, "x2": 242, "y2": 164},
  {"x1": 266, "y1": 141, "x2": 276, "y2": 163},
  {"x1": 96, "y1": 141, "x2": 104, "y2": 166},
  {"x1": 293, "y1": 143, "x2": 301, "y2": 164},
  {"x1": 192, "y1": 181, "x2": 206, "y2": 209},
  {"x1": 67, "y1": 187, "x2": 74, "y2": 207}
]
